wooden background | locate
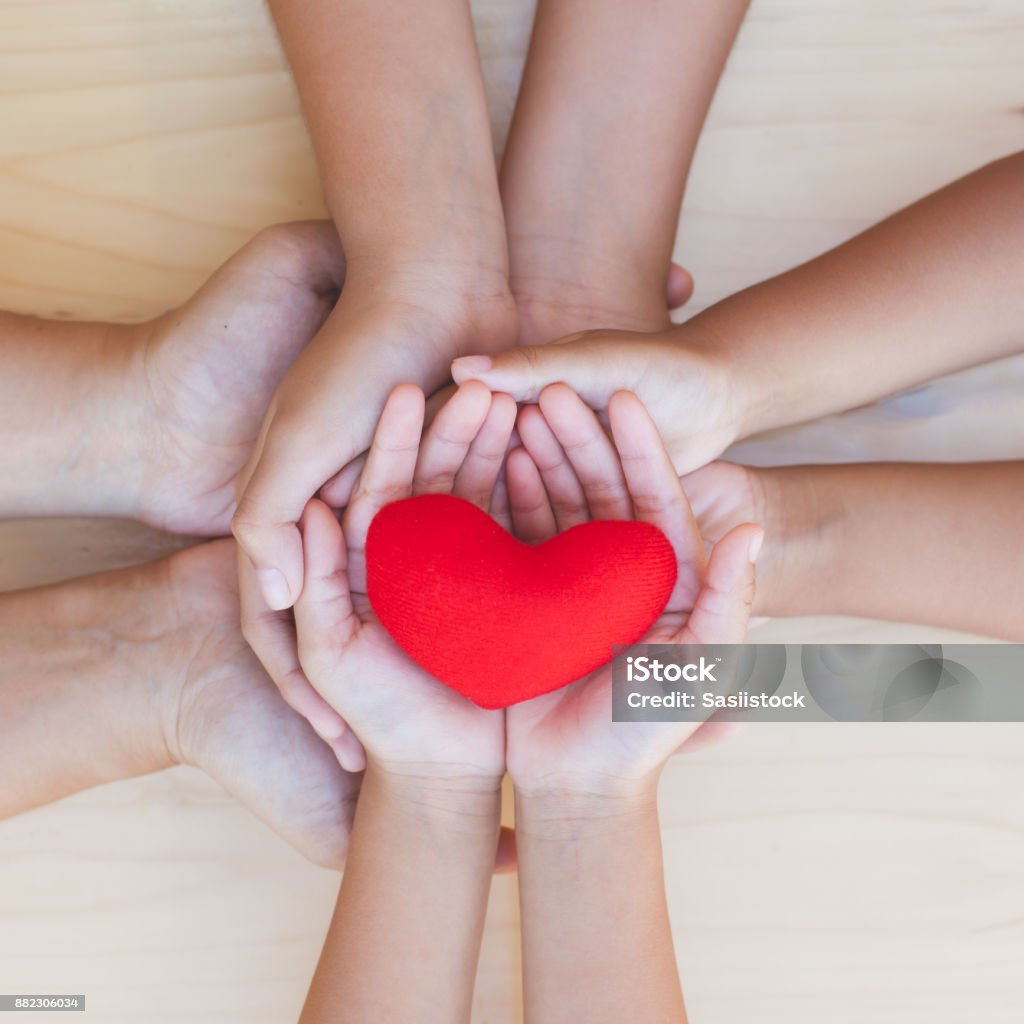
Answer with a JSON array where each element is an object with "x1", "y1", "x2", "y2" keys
[{"x1": 1, "y1": 1, "x2": 1023, "y2": 1020}]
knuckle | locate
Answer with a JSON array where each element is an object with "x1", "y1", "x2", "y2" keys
[
  {"x1": 277, "y1": 666, "x2": 314, "y2": 703},
  {"x1": 246, "y1": 223, "x2": 318, "y2": 275},
  {"x1": 517, "y1": 345, "x2": 546, "y2": 377},
  {"x1": 249, "y1": 222, "x2": 291, "y2": 251},
  {"x1": 629, "y1": 492, "x2": 673, "y2": 517},
  {"x1": 517, "y1": 496, "x2": 550, "y2": 518},
  {"x1": 240, "y1": 605, "x2": 288, "y2": 652}
]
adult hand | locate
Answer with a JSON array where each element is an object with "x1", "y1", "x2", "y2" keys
[
  {"x1": 231, "y1": 263, "x2": 517, "y2": 606},
  {"x1": 160, "y1": 540, "x2": 359, "y2": 868},
  {"x1": 126, "y1": 222, "x2": 345, "y2": 535}
]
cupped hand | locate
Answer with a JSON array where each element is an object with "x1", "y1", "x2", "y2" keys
[
  {"x1": 503, "y1": 385, "x2": 763, "y2": 797},
  {"x1": 452, "y1": 325, "x2": 742, "y2": 478},
  {"x1": 233, "y1": 266, "x2": 517, "y2": 743},
  {"x1": 161, "y1": 539, "x2": 358, "y2": 869},
  {"x1": 290, "y1": 382, "x2": 518, "y2": 784},
  {"x1": 129, "y1": 222, "x2": 346, "y2": 536},
  {"x1": 232, "y1": 266, "x2": 517, "y2": 609}
]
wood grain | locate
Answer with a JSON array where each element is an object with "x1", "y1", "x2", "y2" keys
[{"x1": 1, "y1": 1, "x2": 1022, "y2": 1021}]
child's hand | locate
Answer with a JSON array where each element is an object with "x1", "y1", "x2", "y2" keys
[
  {"x1": 232, "y1": 267, "x2": 517, "y2": 609},
  {"x1": 504, "y1": 385, "x2": 763, "y2": 799},
  {"x1": 513, "y1": 260, "x2": 694, "y2": 347},
  {"x1": 452, "y1": 326, "x2": 745, "y2": 478},
  {"x1": 291, "y1": 382, "x2": 516, "y2": 786}
]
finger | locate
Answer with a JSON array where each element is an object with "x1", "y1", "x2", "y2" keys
[
  {"x1": 489, "y1": 453, "x2": 514, "y2": 533},
  {"x1": 451, "y1": 334, "x2": 645, "y2": 406},
  {"x1": 413, "y1": 381, "x2": 492, "y2": 496},
  {"x1": 329, "y1": 729, "x2": 368, "y2": 775},
  {"x1": 507, "y1": 447, "x2": 557, "y2": 543},
  {"x1": 232, "y1": 418, "x2": 309, "y2": 612},
  {"x1": 607, "y1": 390, "x2": 707, "y2": 606},
  {"x1": 234, "y1": 375, "x2": 374, "y2": 612},
  {"x1": 293, "y1": 501, "x2": 366, "y2": 775},
  {"x1": 343, "y1": 385, "x2": 425, "y2": 580},
  {"x1": 424, "y1": 382, "x2": 457, "y2": 431},
  {"x1": 321, "y1": 453, "x2": 367, "y2": 509},
  {"x1": 537, "y1": 384, "x2": 632, "y2": 521},
  {"x1": 454, "y1": 392, "x2": 518, "y2": 509},
  {"x1": 490, "y1": 421, "x2": 522, "y2": 533},
  {"x1": 666, "y1": 262, "x2": 694, "y2": 311},
  {"x1": 517, "y1": 404, "x2": 589, "y2": 531},
  {"x1": 296, "y1": 499, "x2": 358, "y2": 665},
  {"x1": 674, "y1": 524, "x2": 763, "y2": 645},
  {"x1": 237, "y1": 546, "x2": 348, "y2": 741}
]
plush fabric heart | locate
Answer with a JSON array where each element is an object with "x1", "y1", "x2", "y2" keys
[{"x1": 366, "y1": 494, "x2": 678, "y2": 709}]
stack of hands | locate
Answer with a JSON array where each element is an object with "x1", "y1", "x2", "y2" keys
[
  {"x1": 0, "y1": 224, "x2": 763, "y2": 1021},
  {"x1": 0, "y1": 216, "x2": 767, "y2": 866},
  {"x1": 4, "y1": 0, "x2": 1023, "y2": 1015}
]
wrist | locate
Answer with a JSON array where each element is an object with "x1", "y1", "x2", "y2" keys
[
  {"x1": 58, "y1": 561, "x2": 178, "y2": 780},
  {"x1": 752, "y1": 465, "x2": 848, "y2": 617},
  {"x1": 507, "y1": 232, "x2": 670, "y2": 344},
  {"x1": 510, "y1": 763, "x2": 660, "y2": 807},
  {"x1": 0, "y1": 560, "x2": 177, "y2": 818},
  {"x1": 362, "y1": 762, "x2": 504, "y2": 838},
  {"x1": 68, "y1": 321, "x2": 150, "y2": 520},
  {"x1": 0, "y1": 314, "x2": 147, "y2": 520},
  {"x1": 337, "y1": 251, "x2": 518, "y2": 359},
  {"x1": 513, "y1": 783, "x2": 659, "y2": 843},
  {"x1": 667, "y1": 317, "x2": 755, "y2": 449},
  {"x1": 679, "y1": 302, "x2": 781, "y2": 444}
]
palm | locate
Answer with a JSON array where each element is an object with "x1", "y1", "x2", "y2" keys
[
  {"x1": 136, "y1": 224, "x2": 343, "y2": 535},
  {"x1": 682, "y1": 461, "x2": 765, "y2": 552},
  {"x1": 315, "y1": 595, "x2": 505, "y2": 778},
  {"x1": 168, "y1": 540, "x2": 357, "y2": 868},
  {"x1": 506, "y1": 615, "x2": 702, "y2": 786}
]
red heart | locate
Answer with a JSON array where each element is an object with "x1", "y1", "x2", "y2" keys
[{"x1": 366, "y1": 494, "x2": 678, "y2": 709}]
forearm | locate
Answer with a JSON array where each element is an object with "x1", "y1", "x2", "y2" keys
[
  {"x1": 0, "y1": 314, "x2": 143, "y2": 519},
  {"x1": 757, "y1": 461, "x2": 1024, "y2": 640},
  {"x1": 0, "y1": 566, "x2": 174, "y2": 819},
  {"x1": 502, "y1": 0, "x2": 748, "y2": 333},
  {"x1": 515, "y1": 787, "x2": 685, "y2": 1024},
  {"x1": 690, "y1": 153, "x2": 1024, "y2": 438},
  {"x1": 301, "y1": 768, "x2": 501, "y2": 1024},
  {"x1": 268, "y1": 0, "x2": 506, "y2": 282}
]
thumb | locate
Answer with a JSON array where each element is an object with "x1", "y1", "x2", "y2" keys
[
  {"x1": 674, "y1": 524, "x2": 763, "y2": 645},
  {"x1": 451, "y1": 333, "x2": 646, "y2": 407},
  {"x1": 232, "y1": 432, "x2": 313, "y2": 611}
]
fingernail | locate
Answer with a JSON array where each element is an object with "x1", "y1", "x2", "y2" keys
[
  {"x1": 452, "y1": 355, "x2": 493, "y2": 378},
  {"x1": 748, "y1": 530, "x2": 765, "y2": 565},
  {"x1": 257, "y1": 567, "x2": 292, "y2": 610}
]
